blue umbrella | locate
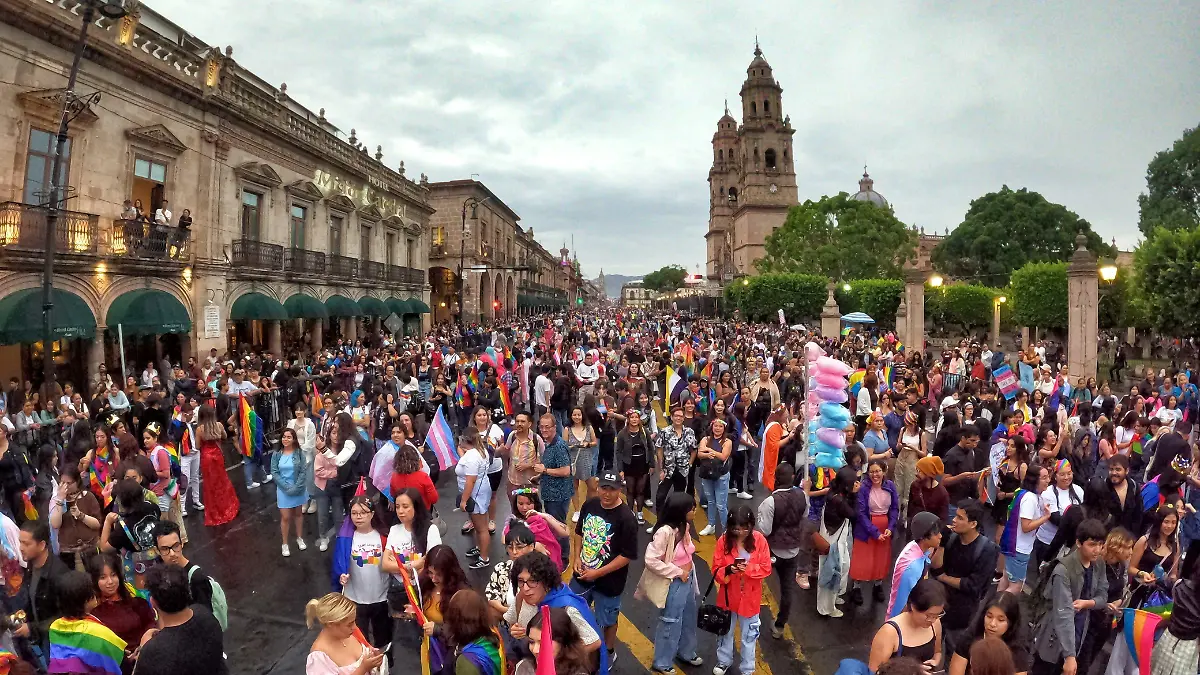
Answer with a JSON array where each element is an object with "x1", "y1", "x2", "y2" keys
[{"x1": 840, "y1": 312, "x2": 875, "y2": 324}]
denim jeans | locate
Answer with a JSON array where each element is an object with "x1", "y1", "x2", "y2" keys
[
  {"x1": 543, "y1": 498, "x2": 571, "y2": 569},
  {"x1": 652, "y1": 577, "x2": 699, "y2": 671},
  {"x1": 315, "y1": 482, "x2": 344, "y2": 539},
  {"x1": 552, "y1": 408, "x2": 571, "y2": 436},
  {"x1": 180, "y1": 452, "x2": 201, "y2": 507},
  {"x1": 243, "y1": 451, "x2": 268, "y2": 487},
  {"x1": 700, "y1": 472, "x2": 729, "y2": 532},
  {"x1": 716, "y1": 612, "x2": 760, "y2": 674}
]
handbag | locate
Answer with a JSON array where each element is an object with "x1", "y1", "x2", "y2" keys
[
  {"x1": 431, "y1": 506, "x2": 448, "y2": 537},
  {"x1": 811, "y1": 530, "x2": 831, "y2": 556},
  {"x1": 633, "y1": 530, "x2": 675, "y2": 609},
  {"x1": 696, "y1": 568, "x2": 732, "y2": 636}
]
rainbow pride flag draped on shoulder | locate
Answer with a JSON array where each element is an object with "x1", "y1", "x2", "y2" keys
[
  {"x1": 999, "y1": 488, "x2": 1031, "y2": 555},
  {"x1": 88, "y1": 442, "x2": 112, "y2": 504},
  {"x1": 237, "y1": 394, "x2": 263, "y2": 458},
  {"x1": 48, "y1": 616, "x2": 126, "y2": 675},
  {"x1": 1123, "y1": 607, "x2": 1168, "y2": 675}
]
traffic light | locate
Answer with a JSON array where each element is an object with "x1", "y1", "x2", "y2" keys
[
  {"x1": 493, "y1": 300, "x2": 501, "y2": 311},
  {"x1": 576, "y1": 297, "x2": 584, "y2": 305}
]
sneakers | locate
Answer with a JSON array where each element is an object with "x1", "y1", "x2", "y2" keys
[
  {"x1": 192, "y1": 502, "x2": 205, "y2": 511},
  {"x1": 461, "y1": 522, "x2": 475, "y2": 535},
  {"x1": 304, "y1": 502, "x2": 316, "y2": 514},
  {"x1": 849, "y1": 587, "x2": 864, "y2": 605},
  {"x1": 488, "y1": 520, "x2": 496, "y2": 534},
  {"x1": 872, "y1": 583, "x2": 886, "y2": 603},
  {"x1": 797, "y1": 574, "x2": 810, "y2": 590},
  {"x1": 317, "y1": 538, "x2": 329, "y2": 552},
  {"x1": 646, "y1": 525, "x2": 655, "y2": 533},
  {"x1": 727, "y1": 487, "x2": 736, "y2": 494},
  {"x1": 469, "y1": 558, "x2": 491, "y2": 569},
  {"x1": 180, "y1": 508, "x2": 188, "y2": 518},
  {"x1": 652, "y1": 668, "x2": 676, "y2": 675},
  {"x1": 636, "y1": 513, "x2": 646, "y2": 525},
  {"x1": 608, "y1": 650, "x2": 617, "y2": 668},
  {"x1": 680, "y1": 655, "x2": 703, "y2": 666},
  {"x1": 572, "y1": 512, "x2": 580, "y2": 523},
  {"x1": 713, "y1": 665, "x2": 729, "y2": 675},
  {"x1": 296, "y1": 538, "x2": 308, "y2": 551},
  {"x1": 247, "y1": 482, "x2": 261, "y2": 490},
  {"x1": 466, "y1": 547, "x2": 481, "y2": 558},
  {"x1": 262, "y1": 475, "x2": 274, "y2": 484},
  {"x1": 698, "y1": 525, "x2": 715, "y2": 536},
  {"x1": 282, "y1": 544, "x2": 291, "y2": 557},
  {"x1": 643, "y1": 499, "x2": 653, "y2": 508},
  {"x1": 736, "y1": 491, "x2": 753, "y2": 500}
]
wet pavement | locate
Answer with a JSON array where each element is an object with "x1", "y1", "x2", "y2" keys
[{"x1": 186, "y1": 444, "x2": 887, "y2": 675}]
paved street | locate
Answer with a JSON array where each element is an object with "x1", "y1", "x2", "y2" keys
[{"x1": 187, "y1": 440, "x2": 886, "y2": 675}]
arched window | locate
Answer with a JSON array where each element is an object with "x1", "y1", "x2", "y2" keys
[
  {"x1": 728, "y1": 187, "x2": 738, "y2": 202},
  {"x1": 718, "y1": 149, "x2": 723, "y2": 160},
  {"x1": 750, "y1": 102, "x2": 756, "y2": 115},
  {"x1": 763, "y1": 99, "x2": 770, "y2": 113},
  {"x1": 765, "y1": 148, "x2": 777, "y2": 170}
]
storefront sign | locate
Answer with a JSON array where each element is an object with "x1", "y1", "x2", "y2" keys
[
  {"x1": 204, "y1": 304, "x2": 221, "y2": 338},
  {"x1": 313, "y1": 169, "x2": 406, "y2": 219}
]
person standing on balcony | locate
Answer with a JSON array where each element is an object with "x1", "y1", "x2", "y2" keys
[
  {"x1": 120, "y1": 200, "x2": 138, "y2": 220},
  {"x1": 172, "y1": 208, "x2": 191, "y2": 260},
  {"x1": 152, "y1": 199, "x2": 172, "y2": 257}
]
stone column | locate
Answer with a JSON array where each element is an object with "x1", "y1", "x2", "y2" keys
[
  {"x1": 820, "y1": 281, "x2": 841, "y2": 338},
  {"x1": 1126, "y1": 327, "x2": 1136, "y2": 348},
  {"x1": 267, "y1": 320, "x2": 282, "y2": 356},
  {"x1": 311, "y1": 319, "x2": 323, "y2": 353},
  {"x1": 991, "y1": 299, "x2": 1001, "y2": 349},
  {"x1": 1066, "y1": 234, "x2": 1099, "y2": 381},
  {"x1": 342, "y1": 317, "x2": 356, "y2": 343},
  {"x1": 903, "y1": 269, "x2": 926, "y2": 353},
  {"x1": 88, "y1": 329, "x2": 106, "y2": 385},
  {"x1": 894, "y1": 295, "x2": 908, "y2": 343}
]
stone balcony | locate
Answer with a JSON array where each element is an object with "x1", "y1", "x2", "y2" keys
[{"x1": 0, "y1": 202, "x2": 190, "y2": 269}]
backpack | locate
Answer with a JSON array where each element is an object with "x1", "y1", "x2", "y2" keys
[
  {"x1": 1028, "y1": 556, "x2": 1064, "y2": 630},
  {"x1": 189, "y1": 566, "x2": 229, "y2": 631},
  {"x1": 337, "y1": 435, "x2": 374, "y2": 492}
]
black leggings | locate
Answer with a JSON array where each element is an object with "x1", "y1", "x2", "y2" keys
[
  {"x1": 355, "y1": 600, "x2": 392, "y2": 665},
  {"x1": 730, "y1": 450, "x2": 746, "y2": 492},
  {"x1": 655, "y1": 471, "x2": 688, "y2": 515}
]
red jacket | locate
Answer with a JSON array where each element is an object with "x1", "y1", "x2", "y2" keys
[
  {"x1": 713, "y1": 530, "x2": 772, "y2": 618},
  {"x1": 390, "y1": 470, "x2": 438, "y2": 510}
]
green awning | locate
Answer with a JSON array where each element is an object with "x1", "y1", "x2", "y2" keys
[
  {"x1": 230, "y1": 292, "x2": 288, "y2": 321},
  {"x1": 0, "y1": 288, "x2": 96, "y2": 345},
  {"x1": 325, "y1": 294, "x2": 363, "y2": 317},
  {"x1": 406, "y1": 298, "x2": 431, "y2": 314},
  {"x1": 517, "y1": 294, "x2": 530, "y2": 309},
  {"x1": 284, "y1": 294, "x2": 329, "y2": 319},
  {"x1": 356, "y1": 296, "x2": 388, "y2": 317},
  {"x1": 386, "y1": 297, "x2": 413, "y2": 316},
  {"x1": 106, "y1": 289, "x2": 191, "y2": 336}
]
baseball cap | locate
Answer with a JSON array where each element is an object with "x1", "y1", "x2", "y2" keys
[{"x1": 597, "y1": 471, "x2": 623, "y2": 489}]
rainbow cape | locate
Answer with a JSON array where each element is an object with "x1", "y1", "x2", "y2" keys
[
  {"x1": 0, "y1": 647, "x2": 15, "y2": 675},
  {"x1": 454, "y1": 377, "x2": 472, "y2": 409},
  {"x1": 1123, "y1": 607, "x2": 1166, "y2": 675},
  {"x1": 237, "y1": 394, "x2": 262, "y2": 458},
  {"x1": 48, "y1": 616, "x2": 126, "y2": 675},
  {"x1": 999, "y1": 489, "x2": 1030, "y2": 555},
  {"x1": 87, "y1": 443, "x2": 111, "y2": 503},
  {"x1": 886, "y1": 540, "x2": 931, "y2": 618},
  {"x1": 848, "y1": 368, "x2": 867, "y2": 397}
]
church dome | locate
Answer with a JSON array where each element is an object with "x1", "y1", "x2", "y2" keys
[
  {"x1": 746, "y1": 43, "x2": 773, "y2": 78},
  {"x1": 851, "y1": 170, "x2": 889, "y2": 208}
]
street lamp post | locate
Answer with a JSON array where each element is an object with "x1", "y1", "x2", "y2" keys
[
  {"x1": 992, "y1": 295, "x2": 1007, "y2": 348},
  {"x1": 457, "y1": 195, "x2": 492, "y2": 328},
  {"x1": 40, "y1": 0, "x2": 127, "y2": 396}
]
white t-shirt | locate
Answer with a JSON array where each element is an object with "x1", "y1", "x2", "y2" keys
[
  {"x1": 576, "y1": 362, "x2": 599, "y2": 384},
  {"x1": 384, "y1": 522, "x2": 442, "y2": 580},
  {"x1": 1015, "y1": 491, "x2": 1041, "y2": 554},
  {"x1": 344, "y1": 530, "x2": 388, "y2": 604},
  {"x1": 534, "y1": 375, "x2": 553, "y2": 408},
  {"x1": 483, "y1": 424, "x2": 505, "y2": 474},
  {"x1": 1115, "y1": 426, "x2": 1137, "y2": 456},
  {"x1": 1036, "y1": 484, "x2": 1083, "y2": 544},
  {"x1": 456, "y1": 448, "x2": 490, "y2": 495}
]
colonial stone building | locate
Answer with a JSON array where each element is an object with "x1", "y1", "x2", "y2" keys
[
  {"x1": 705, "y1": 43, "x2": 799, "y2": 280},
  {"x1": 620, "y1": 280, "x2": 657, "y2": 309},
  {"x1": 0, "y1": 0, "x2": 431, "y2": 388},
  {"x1": 427, "y1": 179, "x2": 584, "y2": 323}
]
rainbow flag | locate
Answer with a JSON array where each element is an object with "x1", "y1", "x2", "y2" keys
[
  {"x1": 848, "y1": 368, "x2": 866, "y2": 397},
  {"x1": 498, "y1": 382, "x2": 514, "y2": 416},
  {"x1": 881, "y1": 365, "x2": 895, "y2": 392},
  {"x1": 162, "y1": 444, "x2": 181, "y2": 500},
  {"x1": 1000, "y1": 489, "x2": 1030, "y2": 555},
  {"x1": 48, "y1": 616, "x2": 126, "y2": 675},
  {"x1": 466, "y1": 366, "x2": 480, "y2": 393},
  {"x1": 237, "y1": 394, "x2": 262, "y2": 458},
  {"x1": 89, "y1": 442, "x2": 112, "y2": 505},
  {"x1": 20, "y1": 489, "x2": 36, "y2": 522},
  {"x1": 454, "y1": 377, "x2": 472, "y2": 409},
  {"x1": 1131, "y1": 432, "x2": 1150, "y2": 457},
  {"x1": 700, "y1": 361, "x2": 713, "y2": 380},
  {"x1": 841, "y1": 326, "x2": 853, "y2": 336},
  {"x1": 1123, "y1": 608, "x2": 1165, "y2": 675},
  {"x1": 0, "y1": 646, "x2": 16, "y2": 675},
  {"x1": 311, "y1": 381, "x2": 325, "y2": 417}
]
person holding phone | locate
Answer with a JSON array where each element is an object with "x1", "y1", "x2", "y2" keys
[
  {"x1": 868, "y1": 578, "x2": 946, "y2": 675},
  {"x1": 305, "y1": 593, "x2": 386, "y2": 675}
]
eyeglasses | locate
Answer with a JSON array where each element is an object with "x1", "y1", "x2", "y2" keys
[
  {"x1": 514, "y1": 577, "x2": 540, "y2": 589},
  {"x1": 506, "y1": 542, "x2": 532, "y2": 552},
  {"x1": 156, "y1": 542, "x2": 183, "y2": 555},
  {"x1": 350, "y1": 509, "x2": 373, "y2": 517}
]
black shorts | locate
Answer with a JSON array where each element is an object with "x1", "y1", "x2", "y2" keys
[
  {"x1": 488, "y1": 469, "x2": 504, "y2": 492},
  {"x1": 624, "y1": 454, "x2": 649, "y2": 478}
]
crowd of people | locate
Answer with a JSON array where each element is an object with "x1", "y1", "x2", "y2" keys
[{"x1": 1, "y1": 308, "x2": 1200, "y2": 675}]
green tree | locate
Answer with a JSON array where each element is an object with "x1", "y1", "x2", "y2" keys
[
  {"x1": 1135, "y1": 226, "x2": 1200, "y2": 335},
  {"x1": 931, "y1": 186, "x2": 1114, "y2": 287},
  {"x1": 924, "y1": 284, "x2": 1002, "y2": 336},
  {"x1": 756, "y1": 194, "x2": 916, "y2": 280},
  {"x1": 641, "y1": 265, "x2": 687, "y2": 293},
  {"x1": 1137, "y1": 125, "x2": 1200, "y2": 236},
  {"x1": 726, "y1": 274, "x2": 827, "y2": 323},
  {"x1": 835, "y1": 279, "x2": 904, "y2": 329},
  {"x1": 1009, "y1": 262, "x2": 1068, "y2": 330}
]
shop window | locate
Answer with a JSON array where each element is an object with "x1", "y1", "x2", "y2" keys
[
  {"x1": 132, "y1": 156, "x2": 168, "y2": 214},
  {"x1": 23, "y1": 128, "x2": 70, "y2": 206},
  {"x1": 241, "y1": 190, "x2": 262, "y2": 240}
]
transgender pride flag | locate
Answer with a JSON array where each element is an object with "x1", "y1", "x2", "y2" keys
[{"x1": 425, "y1": 406, "x2": 459, "y2": 471}]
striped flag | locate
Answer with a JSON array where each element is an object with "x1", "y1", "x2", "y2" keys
[
  {"x1": 498, "y1": 381, "x2": 514, "y2": 416},
  {"x1": 666, "y1": 365, "x2": 686, "y2": 413},
  {"x1": 454, "y1": 376, "x2": 472, "y2": 409},
  {"x1": 466, "y1": 365, "x2": 480, "y2": 393},
  {"x1": 311, "y1": 380, "x2": 325, "y2": 417},
  {"x1": 237, "y1": 394, "x2": 262, "y2": 458},
  {"x1": 424, "y1": 406, "x2": 459, "y2": 471}
]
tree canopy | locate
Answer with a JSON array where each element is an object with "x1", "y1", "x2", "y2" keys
[
  {"x1": 1009, "y1": 262, "x2": 1068, "y2": 330},
  {"x1": 1137, "y1": 125, "x2": 1200, "y2": 236},
  {"x1": 640, "y1": 265, "x2": 687, "y2": 293},
  {"x1": 756, "y1": 193, "x2": 916, "y2": 281},
  {"x1": 1134, "y1": 226, "x2": 1200, "y2": 336},
  {"x1": 931, "y1": 186, "x2": 1114, "y2": 287}
]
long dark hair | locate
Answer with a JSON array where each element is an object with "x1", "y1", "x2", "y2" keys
[
  {"x1": 968, "y1": 591, "x2": 1021, "y2": 646},
  {"x1": 722, "y1": 505, "x2": 756, "y2": 555},
  {"x1": 348, "y1": 494, "x2": 389, "y2": 538},
  {"x1": 1147, "y1": 504, "x2": 1179, "y2": 554},
  {"x1": 654, "y1": 492, "x2": 694, "y2": 540},
  {"x1": 418, "y1": 545, "x2": 468, "y2": 615},
  {"x1": 528, "y1": 607, "x2": 589, "y2": 675},
  {"x1": 396, "y1": 487, "x2": 432, "y2": 553},
  {"x1": 442, "y1": 589, "x2": 497, "y2": 650},
  {"x1": 87, "y1": 551, "x2": 134, "y2": 602}
]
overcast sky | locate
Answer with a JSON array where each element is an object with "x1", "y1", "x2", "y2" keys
[{"x1": 154, "y1": 1, "x2": 1200, "y2": 277}]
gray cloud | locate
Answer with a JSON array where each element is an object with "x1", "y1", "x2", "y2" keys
[{"x1": 153, "y1": 0, "x2": 1200, "y2": 275}]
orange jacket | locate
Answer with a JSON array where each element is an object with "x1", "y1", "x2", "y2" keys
[{"x1": 713, "y1": 530, "x2": 772, "y2": 618}]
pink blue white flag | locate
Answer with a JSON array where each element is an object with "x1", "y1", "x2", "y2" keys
[{"x1": 425, "y1": 406, "x2": 459, "y2": 471}]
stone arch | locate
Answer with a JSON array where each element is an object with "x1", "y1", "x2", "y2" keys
[
  {"x1": 478, "y1": 271, "x2": 492, "y2": 320},
  {"x1": 0, "y1": 271, "x2": 104, "y2": 324},
  {"x1": 506, "y1": 276, "x2": 515, "y2": 318},
  {"x1": 224, "y1": 281, "x2": 285, "y2": 316},
  {"x1": 492, "y1": 273, "x2": 505, "y2": 316},
  {"x1": 300, "y1": 285, "x2": 332, "y2": 302},
  {"x1": 99, "y1": 276, "x2": 192, "y2": 327}
]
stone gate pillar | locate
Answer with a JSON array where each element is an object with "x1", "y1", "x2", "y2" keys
[
  {"x1": 903, "y1": 269, "x2": 926, "y2": 354},
  {"x1": 895, "y1": 295, "x2": 908, "y2": 342},
  {"x1": 820, "y1": 281, "x2": 841, "y2": 338},
  {"x1": 267, "y1": 320, "x2": 282, "y2": 356},
  {"x1": 1066, "y1": 234, "x2": 1099, "y2": 381}
]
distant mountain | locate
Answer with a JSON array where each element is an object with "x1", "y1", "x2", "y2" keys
[{"x1": 594, "y1": 274, "x2": 641, "y2": 299}]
